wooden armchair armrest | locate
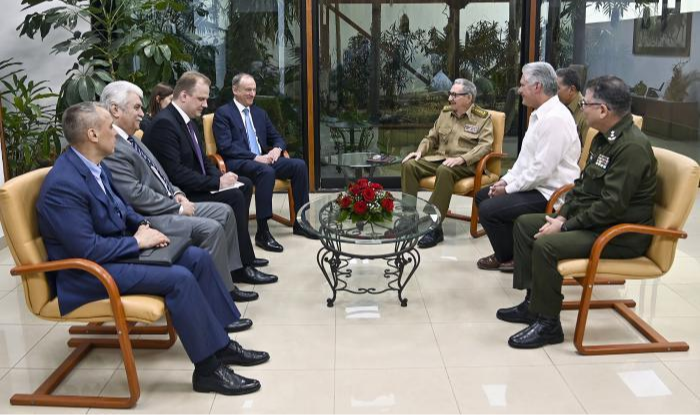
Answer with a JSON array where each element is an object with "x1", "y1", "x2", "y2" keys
[
  {"x1": 472, "y1": 152, "x2": 507, "y2": 193},
  {"x1": 545, "y1": 183, "x2": 575, "y2": 214},
  {"x1": 581, "y1": 223, "x2": 687, "y2": 286},
  {"x1": 208, "y1": 154, "x2": 227, "y2": 174},
  {"x1": 12, "y1": 258, "x2": 129, "y2": 322}
]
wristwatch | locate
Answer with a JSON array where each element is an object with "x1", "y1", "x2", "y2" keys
[
  {"x1": 561, "y1": 222, "x2": 568, "y2": 232},
  {"x1": 139, "y1": 219, "x2": 151, "y2": 227}
]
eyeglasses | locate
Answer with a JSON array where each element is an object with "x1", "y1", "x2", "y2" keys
[
  {"x1": 448, "y1": 92, "x2": 469, "y2": 98},
  {"x1": 579, "y1": 99, "x2": 605, "y2": 108}
]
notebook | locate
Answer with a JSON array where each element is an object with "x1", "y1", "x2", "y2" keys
[{"x1": 118, "y1": 236, "x2": 191, "y2": 266}]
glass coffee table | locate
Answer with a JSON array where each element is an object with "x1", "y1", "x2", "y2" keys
[
  {"x1": 296, "y1": 192, "x2": 440, "y2": 307},
  {"x1": 324, "y1": 152, "x2": 400, "y2": 183}
]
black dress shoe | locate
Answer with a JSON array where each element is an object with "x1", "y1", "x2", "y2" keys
[
  {"x1": 255, "y1": 230, "x2": 284, "y2": 252},
  {"x1": 225, "y1": 318, "x2": 253, "y2": 333},
  {"x1": 230, "y1": 286, "x2": 259, "y2": 303},
  {"x1": 216, "y1": 340, "x2": 270, "y2": 366},
  {"x1": 252, "y1": 257, "x2": 269, "y2": 267},
  {"x1": 496, "y1": 291, "x2": 536, "y2": 324},
  {"x1": 232, "y1": 266, "x2": 278, "y2": 285},
  {"x1": 508, "y1": 316, "x2": 564, "y2": 349},
  {"x1": 193, "y1": 364, "x2": 261, "y2": 395},
  {"x1": 417, "y1": 226, "x2": 444, "y2": 249},
  {"x1": 293, "y1": 223, "x2": 320, "y2": 240}
]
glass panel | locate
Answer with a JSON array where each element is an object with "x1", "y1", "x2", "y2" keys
[
  {"x1": 195, "y1": 0, "x2": 304, "y2": 157},
  {"x1": 317, "y1": 0, "x2": 523, "y2": 189},
  {"x1": 542, "y1": 0, "x2": 700, "y2": 162}
]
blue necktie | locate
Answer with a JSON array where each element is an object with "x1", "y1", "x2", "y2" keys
[
  {"x1": 99, "y1": 169, "x2": 126, "y2": 220},
  {"x1": 126, "y1": 136, "x2": 175, "y2": 197},
  {"x1": 243, "y1": 108, "x2": 260, "y2": 155}
]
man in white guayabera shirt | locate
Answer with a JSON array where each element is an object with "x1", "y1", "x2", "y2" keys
[{"x1": 474, "y1": 62, "x2": 580, "y2": 273}]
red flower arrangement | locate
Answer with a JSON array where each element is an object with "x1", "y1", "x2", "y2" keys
[{"x1": 336, "y1": 178, "x2": 394, "y2": 223}]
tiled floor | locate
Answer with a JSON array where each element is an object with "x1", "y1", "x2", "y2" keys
[{"x1": 1, "y1": 191, "x2": 700, "y2": 413}]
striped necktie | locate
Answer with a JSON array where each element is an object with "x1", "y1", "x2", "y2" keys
[{"x1": 126, "y1": 136, "x2": 175, "y2": 197}]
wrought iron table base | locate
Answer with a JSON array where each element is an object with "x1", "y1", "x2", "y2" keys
[{"x1": 316, "y1": 237, "x2": 421, "y2": 307}]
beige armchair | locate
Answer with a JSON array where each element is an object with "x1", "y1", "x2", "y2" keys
[
  {"x1": 558, "y1": 147, "x2": 699, "y2": 355},
  {"x1": 418, "y1": 110, "x2": 507, "y2": 237},
  {"x1": 0, "y1": 168, "x2": 177, "y2": 409},
  {"x1": 202, "y1": 113, "x2": 295, "y2": 226}
]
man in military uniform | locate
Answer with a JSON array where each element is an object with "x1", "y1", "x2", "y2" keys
[
  {"x1": 556, "y1": 67, "x2": 589, "y2": 144},
  {"x1": 401, "y1": 78, "x2": 494, "y2": 248},
  {"x1": 499, "y1": 75, "x2": 657, "y2": 349}
]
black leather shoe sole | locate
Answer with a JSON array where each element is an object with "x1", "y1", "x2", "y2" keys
[
  {"x1": 193, "y1": 371, "x2": 261, "y2": 395},
  {"x1": 220, "y1": 352, "x2": 270, "y2": 367},
  {"x1": 255, "y1": 239, "x2": 284, "y2": 252},
  {"x1": 293, "y1": 227, "x2": 320, "y2": 240},
  {"x1": 231, "y1": 270, "x2": 279, "y2": 285},
  {"x1": 252, "y1": 258, "x2": 269, "y2": 267},
  {"x1": 225, "y1": 318, "x2": 253, "y2": 333},
  {"x1": 508, "y1": 330, "x2": 564, "y2": 349},
  {"x1": 417, "y1": 234, "x2": 443, "y2": 249},
  {"x1": 496, "y1": 307, "x2": 537, "y2": 325},
  {"x1": 230, "y1": 289, "x2": 259, "y2": 302}
]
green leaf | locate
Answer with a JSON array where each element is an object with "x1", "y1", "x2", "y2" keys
[
  {"x1": 159, "y1": 44, "x2": 171, "y2": 61},
  {"x1": 77, "y1": 76, "x2": 95, "y2": 102},
  {"x1": 144, "y1": 44, "x2": 155, "y2": 58}
]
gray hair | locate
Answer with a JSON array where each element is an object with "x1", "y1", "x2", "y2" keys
[
  {"x1": 61, "y1": 102, "x2": 107, "y2": 144},
  {"x1": 453, "y1": 78, "x2": 477, "y2": 98},
  {"x1": 100, "y1": 80, "x2": 143, "y2": 110},
  {"x1": 231, "y1": 73, "x2": 254, "y2": 89},
  {"x1": 522, "y1": 62, "x2": 558, "y2": 96}
]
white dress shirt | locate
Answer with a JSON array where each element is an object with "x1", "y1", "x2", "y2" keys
[
  {"x1": 233, "y1": 98, "x2": 262, "y2": 154},
  {"x1": 501, "y1": 95, "x2": 581, "y2": 203}
]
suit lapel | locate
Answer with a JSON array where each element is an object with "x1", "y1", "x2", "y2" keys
[
  {"x1": 229, "y1": 102, "x2": 247, "y2": 138},
  {"x1": 166, "y1": 104, "x2": 202, "y2": 155},
  {"x1": 65, "y1": 149, "x2": 123, "y2": 229}
]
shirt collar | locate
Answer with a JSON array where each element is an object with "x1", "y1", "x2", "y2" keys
[
  {"x1": 172, "y1": 102, "x2": 191, "y2": 125},
  {"x1": 233, "y1": 98, "x2": 249, "y2": 114},
  {"x1": 112, "y1": 124, "x2": 130, "y2": 141},
  {"x1": 70, "y1": 146, "x2": 103, "y2": 180},
  {"x1": 568, "y1": 92, "x2": 583, "y2": 114},
  {"x1": 452, "y1": 104, "x2": 474, "y2": 121},
  {"x1": 532, "y1": 95, "x2": 562, "y2": 120}
]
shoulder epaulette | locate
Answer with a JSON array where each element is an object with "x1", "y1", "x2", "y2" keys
[
  {"x1": 471, "y1": 105, "x2": 489, "y2": 118},
  {"x1": 442, "y1": 105, "x2": 452, "y2": 112}
]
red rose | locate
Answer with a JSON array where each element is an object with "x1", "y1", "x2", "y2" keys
[
  {"x1": 339, "y1": 196, "x2": 352, "y2": 209},
  {"x1": 370, "y1": 182, "x2": 383, "y2": 190},
  {"x1": 349, "y1": 185, "x2": 361, "y2": 195},
  {"x1": 353, "y1": 200, "x2": 368, "y2": 215},
  {"x1": 362, "y1": 187, "x2": 376, "y2": 202},
  {"x1": 381, "y1": 197, "x2": 394, "y2": 213},
  {"x1": 356, "y1": 178, "x2": 369, "y2": 188}
]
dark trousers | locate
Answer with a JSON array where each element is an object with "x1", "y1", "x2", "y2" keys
[
  {"x1": 123, "y1": 246, "x2": 239, "y2": 364},
  {"x1": 475, "y1": 187, "x2": 547, "y2": 262},
  {"x1": 228, "y1": 157, "x2": 309, "y2": 223},
  {"x1": 188, "y1": 176, "x2": 256, "y2": 266},
  {"x1": 513, "y1": 213, "x2": 650, "y2": 318}
]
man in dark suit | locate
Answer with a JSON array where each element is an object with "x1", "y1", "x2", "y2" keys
[
  {"x1": 142, "y1": 73, "x2": 277, "y2": 285},
  {"x1": 37, "y1": 102, "x2": 270, "y2": 395},
  {"x1": 101, "y1": 81, "x2": 274, "y2": 296},
  {"x1": 213, "y1": 72, "x2": 316, "y2": 252}
]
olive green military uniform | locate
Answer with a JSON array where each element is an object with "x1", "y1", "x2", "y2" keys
[
  {"x1": 512, "y1": 114, "x2": 657, "y2": 317},
  {"x1": 401, "y1": 104, "x2": 494, "y2": 220},
  {"x1": 567, "y1": 92, "x2": 589, "y2": 145}
]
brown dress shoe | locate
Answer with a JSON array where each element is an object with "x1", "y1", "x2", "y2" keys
[
  {"x1": 499, "y1": 260, "x2": 515, "y2": 273},
  {"x1": 477, "y1": 254, "x2": 501, "y2": 270}
]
